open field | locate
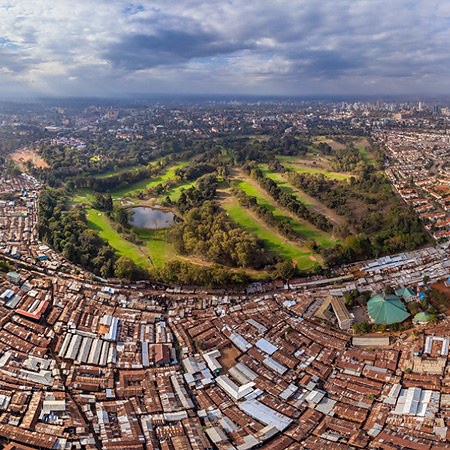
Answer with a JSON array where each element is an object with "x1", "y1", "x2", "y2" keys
[
  {"x1": 73, "y1": 191, "x2": 95, "y2": 205},
  {"x1": 111, "y1": 161, "x2": 188, "y2": 198},
  {"x1": 354, "y1": 138, "x2": 376, "y2": 164},
  {"x1": 134, "y1": 228, "x2": 175, "y2": 267},
  {"x1": 96, "y1": 164, "x2": 147, "y2": 179},
  {"x1": 85, "y1": 208, "x2": 152, "y2": 267},
  {"x1": 158, "y1": 179, "x2": 197, "y2": 202},
  {"x1": 313, "y1": 136, "x2": 346, "y2": 151},
  {"x1": 222, "y1": 196, "x2": 320, "y2": 270},
  {"x1": 11, "y1": 147, "x2": 49, "y2": 169},
  {"x1": 234, "y1": 175, "x2": 336, "y2": 247},
  {"x1": 276, "y1": 155, "x2": 351, "y2": 181}
]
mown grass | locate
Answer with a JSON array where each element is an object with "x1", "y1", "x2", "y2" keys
[
  {"x1": 95, "y1": 164, "x2": 146, "y2": 179},
  {"x1": 356, "y1": 142, "x2": 375, "y2": 164},
  {"x1": 234, "y1": 177, "x2": 335, "y2": 247},
  {"x1": 85, "y1": 208, "x2": 151, "y2": 267},
  {"x1": 258, "y1": 166, "x2": 313, "y2": 206},
  {"x1": 276, "y1": 155, "x2": 351, "y2": 181},
  {"x1": 134, "y1": 228, "x2": 175, "y2": 267},
  {"x1": 223, "y1": 198, "x2": 319, "y2": 270},
  {"x1": 111, "y1": 161, "x2": 188, "y2": 198},
  {"x1": 159, "y1": 179, "x2": 197, "y2": 202}
]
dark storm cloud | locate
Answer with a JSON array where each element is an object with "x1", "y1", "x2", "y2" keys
[
  {"x1": 2, "y1": 0, "x2": 450, "y2": 96},
  {"x1": 104, "y1": 29, "x2": 254, "y2": 70},
  {"x1": 0, "y1": 50, "x2": 37, "y2": 73}
]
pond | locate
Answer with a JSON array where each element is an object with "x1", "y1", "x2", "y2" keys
[{"x1": 128, "y1": 207, "x2": 176, "y2": 229}]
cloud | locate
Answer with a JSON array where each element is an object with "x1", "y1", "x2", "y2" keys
[
  {"x1": 0, "y1": 0, "x2": 450, "y2": 96},
  {"x1": 104, "y1": 30, "x2": 254, "y2": 70}
]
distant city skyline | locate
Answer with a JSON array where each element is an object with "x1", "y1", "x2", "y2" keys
[{"x1": 1, "y1": 0, "x2": 449, "y2": 98}]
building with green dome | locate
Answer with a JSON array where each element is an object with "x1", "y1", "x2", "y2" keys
[
  {"x1": 413, "y1": 311, "x2": 431, "y2": 324},
  {"x1": 367, "y1": 293, "x2": 410, "y2": 325}
]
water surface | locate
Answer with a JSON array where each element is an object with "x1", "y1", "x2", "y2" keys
[{"x1": 128, "y1": 207, "x2": 175, "y2": 229}]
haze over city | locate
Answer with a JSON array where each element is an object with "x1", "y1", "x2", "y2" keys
[{"x1": 1, "y1": 0, "x2": 450, "y2": 98}]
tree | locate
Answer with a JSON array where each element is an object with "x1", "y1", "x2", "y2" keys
[
  {"x1": 115, "y1": 207, "x2": 130, "y2": 227},
  {"x1": 93, "y1": 192, "x2": 113, "y2": 211},
  {"x1": 114, "y1": 256, "x2": 146, "y2": 280},
  {"x1": 274, "y1": 261, "x2": 297, "y2": 280}
]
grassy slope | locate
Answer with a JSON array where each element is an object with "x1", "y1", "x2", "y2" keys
[
  {"x1": 355, "y1": 139, "x2": 375, "y2": 164},
  {"x1": 223, "y1": 197, "x2": 319, "y2": 270},
  {"x1": 234, "y1": 176, "x2": 335, "y2": 247},
  {"x1": 85, "y1": 208, "x2": 151, "y2": 267},
  {"x1": 111, "y1": 161, "x2": 188, "y2": 198},
  {"x1": 277, "y1": 155, "x2": 351, "y2": 181},
  {"x1": 259, "y1": 165, "x2": 346, "y2": 226},
  {"x1": 158, "y1": 179, "x2": 197, "y2": 202},
  {"x1": 134, "y1": 228, "x2": 175, "y2": 267},
  {"x1": 95, "y1": 164, "x2": 146, "y2": 179}
]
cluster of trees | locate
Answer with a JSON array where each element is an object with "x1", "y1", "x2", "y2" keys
[
  {"x1": 222, "y1": 136, "x2": 311, "y2": 164},
  {"x1": 332, "y1": 145, "x2": 364, "y2": 172},
  {"x1": 176, "y1": 174, "x2": 218, "y2": 213},
  {"x1": 70, "y1": 159, "x2": 170, "y2": 192},
  {"x1": 93, "y1": 192, "x2": 113, "y2": 211},
  {"x1": 152, "y1": 261, "x2": 249, "y2": 287},
  {"x1": 343, "y1": 289, "x2": 371, "y2": 307},
  {"x1": 170, "y1": 201, "x2": 272, "y2": 268},
  {"x1": 321, "y1": 212, "x2": 428, "y2": 267},
  {"x1": 35, "y1": 135, "x2": 189, "y2": 186},
  {"x1": 175, "y1": 162, "x2": 215, "y2": 181},
  {"x1": 231, "y1": 187, "x2": 310, "y2": 245},
  {"x1": 283, "y1": 166, "x2": 430, "y2": 266},
  {"x1": 35, "y1": 135, "x2": 236, "y2": 189},
  {"x1": 0, "y1": 259, "x2": 11, "y2": 272},
  {"x1": 114, "y1": 256, "x2": 148, "y2": 281},
  {"x1": 286, "y1": 171, "x2": 349, "y2": 215},
  {"x1": 247, "y1": 166, "x2": 334, "y2": 232},
  {"x1": 38, "y1": 188, "x2": 118, "y2": 277}
]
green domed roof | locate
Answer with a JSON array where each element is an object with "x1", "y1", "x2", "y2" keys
[
  {"x1": 413, "y1": 312, "x2": 431, "y2": 323},
  {"x1": 367, "y1": 293, "x2": 410, "y2": 325}
]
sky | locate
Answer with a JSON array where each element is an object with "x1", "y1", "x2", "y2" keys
[{"x1": 0, "y1": 0, "x2": 449, "y2": 98}]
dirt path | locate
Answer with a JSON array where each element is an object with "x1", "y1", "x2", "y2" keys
[{"x1": 11, "y1": 147, "x2": 49, "y2": 169}]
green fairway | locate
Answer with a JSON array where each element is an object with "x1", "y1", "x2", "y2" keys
[
  {"x1": 159, "y1": 179, "x2": 197, "y2": 202},
  {"x1": 86, "y1": 208, "x2": 151, "y2": 267},
  {"x1": 276, "y1": 156, "x2": 351, "y2": 181},
  {"x1": 258, "y1": 166, "x2": 313, "y2": 206},
  {"x1": 96, "y1": 164, "x2": 147, "y2": 179},
  {"x1": 73, "y1": 190, "x2": 95, "y2": 205},
  {"x1": 134, "y1": 228, "x2": 175, "y2": 267},
  {"x1": 356, "y1": 141, "x2": 375, "y2": 164},
  {"x1": 111, "y1": 161, "x2": 188, "y2": 198},
  {"x1": 85, "y1": 207, "x2": 175, "y2": 268},
  {"x1": 234, "y1": 177, "x2": 335, "y2": 247},
  {"x1": 223, "y1": 199, "x2": 320, "y2": 270}
]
